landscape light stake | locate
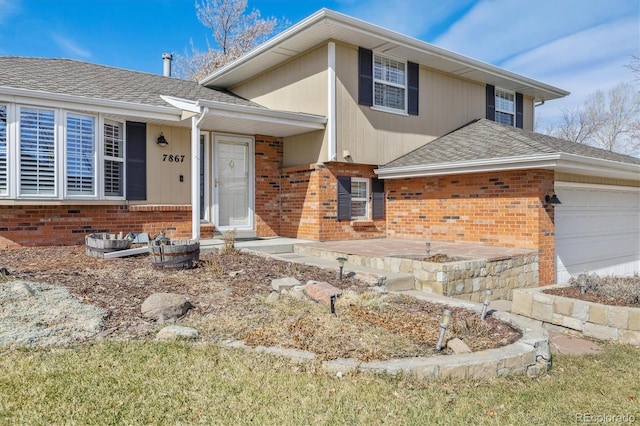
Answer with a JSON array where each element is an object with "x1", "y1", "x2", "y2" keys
[
  {"x1": 330, "y1": 294, "x2": 337, "y2": 316},
  {"x1": 337, "y1": 257, "x2": 347, "y2": 280},
  {"x1": 435, "y1": 309, "x2": 452, "y2": 351},
  {"x1": 578, "y1": 272, "x2": 588, "y2": 294},
  {"x1": 481, "y1": 289, "x2": 493, "y2": 320}
]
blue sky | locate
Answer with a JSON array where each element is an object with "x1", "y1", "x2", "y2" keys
[{"x1": 0, "y1": 0, "x2": 638, "y2": 128}]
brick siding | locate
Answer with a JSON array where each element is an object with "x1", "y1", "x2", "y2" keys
[{"x1": 385, "y1": 169, "x2": 556, "y2": 285}]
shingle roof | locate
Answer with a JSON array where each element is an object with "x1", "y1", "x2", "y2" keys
[
  {"x1": 0, "y1": 56, "x2": 261, "y2": 108},
  {"x1": 381, "y1": 118, "x2": 640, "y2": 169}
]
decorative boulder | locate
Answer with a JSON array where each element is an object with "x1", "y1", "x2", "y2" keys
[
  {"x1": 155, "y1": 325, "x2": 199, "y2": 341},
  {"x1": 141, "y1": 293, "x2": 192, "y2": 321},
  {"x1": 271, "y1": 277, "x2": 301, "y2": 292}
]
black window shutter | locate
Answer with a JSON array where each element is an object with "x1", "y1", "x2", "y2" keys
[
  {"x1": 358, "y1": 47, "x2": 373, "y2": 106},
  {"x1": 515, "y1": 92, "x2": 524, "y2": 128},
  {"x1": 126, "y1": 121, "x2": 147, "y2": 200},
  {"x1": 337, "y1": 176, "x2": 352, "y2": 220},
  {"x1": 486, "y1": 84, "x2": 495, "y2": 121},
  {"x1": 371, "y1": 178, "x2": 385, "y2": 219},
  {"x1": 407, "y1": 61, "x2": 419, "y2": 116}
]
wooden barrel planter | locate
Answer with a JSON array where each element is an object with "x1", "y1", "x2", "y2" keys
[
  {"x1": 86, "y1": 233, "x2": 132, "y2": 259},
  {"x1": 150, "y1": 240, "x2": 200, "y2": 269}
]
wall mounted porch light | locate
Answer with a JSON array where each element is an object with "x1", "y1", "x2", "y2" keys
[
  {"x1": 545, "y1": 192, "x2": 561, "y2": 205},
  {"x1": 435, "y1": 309, "x2": 452, "y2": 351},
  {"x1": 157, "y1": 133, "x2": 169, "y2": 147}
]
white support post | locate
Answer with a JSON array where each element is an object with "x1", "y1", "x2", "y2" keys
[
  {"x1": 191, "y1": 108, "x2": 208, "y2": 241},
  {"x1": 327, "y1": 41, "x2": 337, "y2": 162}
]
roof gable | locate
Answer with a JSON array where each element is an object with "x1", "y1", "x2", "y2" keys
[{"x1": 201, "y1": 9, "x2": 569, "y2": 102}]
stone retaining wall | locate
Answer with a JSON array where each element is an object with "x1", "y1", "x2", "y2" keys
[
  {"x1": 512, "y1": 284, "x2": 640, "y2": 345},
  {"x1": 224, "y1": 293, "x2": 550, "y2": 380},
  {"x1": 294, "y1": 246, "x2": 538, "y2": 301}
]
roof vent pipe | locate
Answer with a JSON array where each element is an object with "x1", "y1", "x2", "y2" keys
[{"x1": 162, "y1": 53, "x2": 173, "y2": 77}]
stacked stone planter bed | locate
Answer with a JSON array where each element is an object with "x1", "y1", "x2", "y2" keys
[
  {"x1": 294, "y1": 245, "x2": 538, "y2": 301},
  {"x1": 512, "y1": 284, "x2": 640, "y2": 345}
]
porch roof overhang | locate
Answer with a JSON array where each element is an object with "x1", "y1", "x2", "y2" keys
[
  {"x1": 161, "y1": 95, "x2": 326, "y2": 137},
  {"x1": 374, "y1": 153, "x2": 640, "y2": 182},
  {"x1": 200, "y1": 9, "x2": 569, "y2": 102}
]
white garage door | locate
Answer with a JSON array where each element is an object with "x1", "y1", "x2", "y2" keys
[{"x1": 554, "y1": 182, "x2": 640, "y2": 283}]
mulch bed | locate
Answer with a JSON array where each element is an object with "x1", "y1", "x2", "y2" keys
[
  {"x1": 544, "y1": 286, "x2": 640, "y2": 308},
  {"x1": 0, "y1": 245, "x2": 521, "y2": 360}
]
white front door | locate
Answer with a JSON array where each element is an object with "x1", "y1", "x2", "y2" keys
[{"x1": 213, "y1": 135, "x2": 254, "y2": 231}]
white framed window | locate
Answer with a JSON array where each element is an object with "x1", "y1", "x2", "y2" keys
[
  {"x1": 66, "y1": 113, "x2": 96, "y2": 196},
  {"x1": 351, "y1": 178, "x2": 369, "y2": 219},
  {"x1": 103, "y1": 119, "x2": 125, "y2": 197},
  {"x1": 495, "y1": 89, "x2": 515, "y2": 126},
  {"x1": 373, "y1": 54, "x2": 407, "y2": 113},
  {"x1": 19, "y1": 107, "x2": 56, "y2": 196},
  {"x1": 0, "y1": 104, "x2": 7, "y2": 195}
]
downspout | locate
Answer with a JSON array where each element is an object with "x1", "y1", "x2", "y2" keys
[
  {"x1": 327, "y1": 41, "x2": 337, "y2": 162},
  {"x1": 191, "y1": 107, "x2": 209, "y2": 241}
]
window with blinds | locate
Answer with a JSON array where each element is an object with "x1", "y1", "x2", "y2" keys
[
  {"x1": 495, "y1": 89, "x2": 515, "y2": 126},
  {"x1": 351, "y1": 178, "x2": 369, "y2": 219},
  {"x1": 19, "y1": 107, "x2": 56, "y2": 196},
  {"x1": 104, "y1": 119, "x2": 124, "y2": 197},
  {"x1": 66, "y1": 113, "x2": 95, "y2": 196},
  {"x1": 374, "y1": 54, "x2": 406, "y2": 112},
  {"x1": 0, "y1": 105, "x2": 7, "y2": 195}
]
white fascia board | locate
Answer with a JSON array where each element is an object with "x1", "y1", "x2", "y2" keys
[
  {"x1": 201, "y1": 9, "x2": 569, "y2": 100},
  {"x1": 375, "y1": 153, "x2": 640, "y2": 182},
  {"x1": 0, "y1": 86, "x2": 181, "y2": 122},
  {"x1": 196, "y1": 99, "x2": 327, "y2": 129}
]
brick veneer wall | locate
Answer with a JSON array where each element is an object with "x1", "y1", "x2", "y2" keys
[
  {"x1": 385, "y1": 169, "x2": 556, "y2": 285},
  {"x1": 0, "y1": 204, "x2": 192, "y2": 249},
  {"x1": 254, "y1": 135, "x2": 283, "y2": 237},
  {"x1": 280, "y1": 162, "x2": 385, "y2": 241}
]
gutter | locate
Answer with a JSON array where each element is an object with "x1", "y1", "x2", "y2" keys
[
  {"x1": 191, "y1": 107, "x2": 209, "y2": 241},
  {"x1": 375, "y1": 153, "x2": 640, "y2": 181}
]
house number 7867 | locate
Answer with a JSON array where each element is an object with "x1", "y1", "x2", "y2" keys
[{"x1": 162, "y1": 154, "x2": 185, "y2": 162}]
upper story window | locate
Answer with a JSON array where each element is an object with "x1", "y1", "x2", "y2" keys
[
  {"x1": 495, "y1": 89, "x2": 515, "y2": 126},
  {"x1": 373, "y1": 54, "x2": 406, "y2": 112},
  {"x1": 0, "y1": 104, "x2": 6, "y2": 195}
]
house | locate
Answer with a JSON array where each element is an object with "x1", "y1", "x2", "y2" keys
[{"x1": 1, "y1": 9, "x2": 638, "y2": 285}]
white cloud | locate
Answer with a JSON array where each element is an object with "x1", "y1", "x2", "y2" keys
[
  {"x1": 434, "y1": 0, "x2": 638, "y2": 65},
  {"x1": 339, "y1": 0, "x2": 476, "y2": 39},
  {"x1": 51, "y1": 33, "x2": 92, "y2": 59}
]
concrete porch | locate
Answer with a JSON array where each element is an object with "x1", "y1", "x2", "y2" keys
[{"x1": 202, "y1": 237, "x2": 539, "y2": 301}]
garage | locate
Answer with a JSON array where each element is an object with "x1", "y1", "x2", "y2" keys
[{"x1": 554, "y1": 182, "x2": 640, "y2": 283}]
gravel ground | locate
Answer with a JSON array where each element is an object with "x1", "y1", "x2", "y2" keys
[{"x1": 0, "y1": 279, "x2": 106, "y2": 349}]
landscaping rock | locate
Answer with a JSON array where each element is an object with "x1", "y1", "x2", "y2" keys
[
  {"x1": 229, "y1": 269, "x2": 244, "y2": 278},
  {"x1": 266, "y1": 291, "x2": 280, "y2": 303},
  {"x1": 305, "y1": 281, "x2": 341, "y2": 304},
  {"x1": 286, "y1": 288, "x2": 308, "y2": 302},
  {"x1": 155, "y1": 325, "x2": 199, "y2": 341},
  {"x1": 11, "y1": 281, "x2": 35, "y2": 297},
  {"x1": 447, "y1": 337, "x2": 472, "y2": 354},
  {"x1": 141, "y1": 293, "x2": 192, "y2": 321},
  {"x1": 271, "y1": 277, "x2": 301, "y2": 292}
]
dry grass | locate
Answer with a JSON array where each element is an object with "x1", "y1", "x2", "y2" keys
[
  {"x1": 569, "y1": 274, "x2": 640, "y2": 305},
  {"x1": 0, "y1": 341, "x2": 638, "y2": 425}
]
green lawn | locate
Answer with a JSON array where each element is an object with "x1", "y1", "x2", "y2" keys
[{"x1": 0, "y1": 341, "x2": 638, "y2": 425}]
